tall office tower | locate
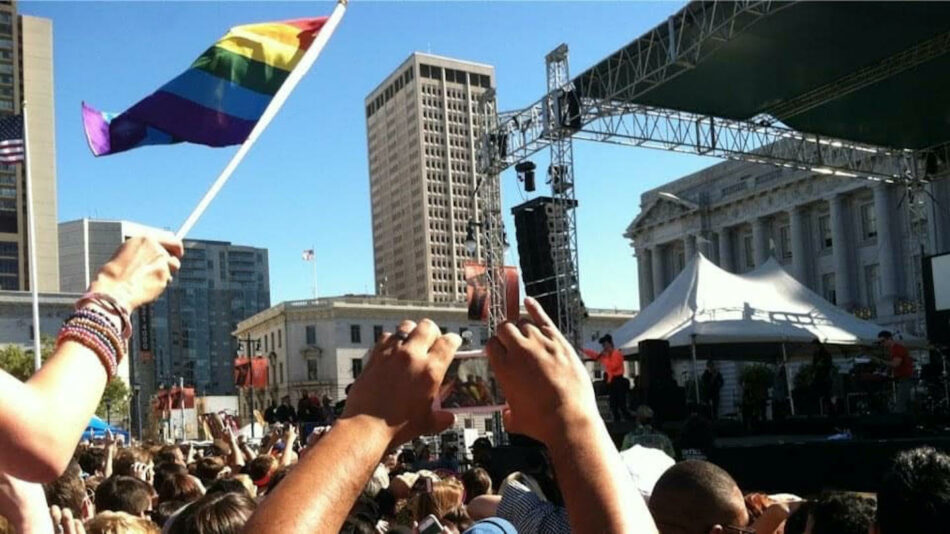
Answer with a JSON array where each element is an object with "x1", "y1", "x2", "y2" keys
[
  {"x1": 365, "y1": 53, "x2": 495, "y2": 302},
  {"x1": 60, "y1": 220, "x2": 270, "y2": 400},
  {"x1": 0, "y1": 2, "x2": 58, "y2": 291}
]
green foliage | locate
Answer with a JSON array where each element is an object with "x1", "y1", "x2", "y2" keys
[
  {"x1": 0, "y1": 337, "x2": 55, "y2": 381},
  {"x1": 793, "y1": 363, "x2": 816, "y2": 392},
  {"x1": 97, "y1": 379, "x2": 130, "y2": 422}
]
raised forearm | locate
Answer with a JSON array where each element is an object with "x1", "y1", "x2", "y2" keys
[
  {"x1": 0, "y1": 342, "x2": 108, "y2": 481},
  {"x1": 547, "y1": 418, "x2": 657, "y2": 534},
  {"x1": 242, "y1": 416, "x2": 391, "y2": 534}
]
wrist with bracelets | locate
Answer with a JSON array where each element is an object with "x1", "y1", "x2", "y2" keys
[{"x1": 56, "y1": 304, "x2": 128, "y2": 379}]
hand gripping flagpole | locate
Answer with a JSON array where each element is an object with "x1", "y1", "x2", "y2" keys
[{"x1": 176, "y1": 0, "x2": 349, "y2": 239}]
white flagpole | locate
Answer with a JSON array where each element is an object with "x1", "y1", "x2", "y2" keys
[
  {"x1": 312, "y1": 244, "x2": 318, "y2": 299},
  {"x1": 22, "y1": 101, "x2": 42, "y2": 371},
  {"x1": 176, "y1": 0, "x2": 349, "y2": 239}
]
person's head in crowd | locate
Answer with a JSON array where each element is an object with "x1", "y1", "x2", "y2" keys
[
  {"x1": 166, "y1": 492, "x2": 256, "y2": 534},
  {"x1": 706, "y1": 360, "x2": 716, "y2": 372},
  {"x1": 390, "y1": 471, "x2": 418, "y2": 501},
  {"x1": 397, "y1": 449, "x2": 416, "y2": 470},
  {"x1": 442, "y1": 505, "x2": 473, "y2": 532},
  {"x1": 338, "y1": 515, "x2": 375, "y2": 534},
  {"x1": 95, "y1": 475, "x2": 155, "y2": 518},
  {"x1": 470, "y1": 437, "x2": 493, "y2": 467},
  {"x1": 411, "y1": 478, "x2": 465, "y2": 523},
  {"x1": 264, "y1": 466, "x2": 292, "y2": 496},
  {"x1": 206, "y1": 476, "x2": 254, "y2": 499},
  {"x1": 246, "y1": 454, "x2": 278, "y2": 489},
  {"x1": 798, "y1": 491, "x2": 876, "y2": 534},
  {"x1": 374, "y1": 488, "x2": 397, "y2": 520},
  {"x1": 347, "y1": 493, "x2": 380, "y2": 528},
  {"x1": 151, "y1": 500, "x2": 187, "y2": 529},
  {"x1": 153, "y1": 462, "x2": 189, "y2": 494},
  {"x1": 157, "y1": 473, "x2": 205, "y2": 504},
  {"x1": 363, "y1": 463, "x2": 389, "y2": 499},
  {"x1": 382, "y1": 451, "x2": 399, "y2": 471},
  {"x1": 877, "y1": 330, "x2": 895, "y2": 348},
  {"x1": 678, "y1": 414, "x2": 715, "y2": 460},
  {"x1": 599, "y1": 333, "x2": 614, "y2": 351},
  {"x1": 649, "y1": 460, "x2": 748, "y2": 534},
  {"x1": 43, "y1": 459, "x2": 93, "y2": 520},
  {"x1": 461, "y1": 518, "x2": 518, "y2": 534},
  {"x1": 461, "y1": 467, "x2": 493, "y2": 504},
  {"x1": 194, "y1": 456, "x2": 228, "y2": 486},
  {"x1": 154, "y1": 445, "x2": 186, "y2": 467},
  {"x1": 84, "y1": 511, "x2": 160, "y2": 534},
  {"x1": 636, "y1": 405, "x2": 655, "y2": 426},
  {"x1": 79, "y1": 446, "x2": 109, "y2": 477},
  {"x1": 113, "y1": 448, "x2": 153, "y2": 478},
  {"x1": 874, "y1": 446, "x2": 950, "y2": 534},
  {"x1": 281, "y1": 395, "x2": 292, "y2": 407}
]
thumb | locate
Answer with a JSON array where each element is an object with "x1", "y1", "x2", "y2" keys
[{"x1": 428, "y1": 410, "x2": 456, "y2": 434}]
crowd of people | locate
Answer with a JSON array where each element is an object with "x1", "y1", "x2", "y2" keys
[{"x1": 0, "y1": 235, "x2": 948, "y2": 534}]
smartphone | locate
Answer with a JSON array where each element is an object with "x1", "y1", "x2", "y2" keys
[
  {"x1": 435, "y1": 349, "x2": 506, "y2": 414},
  {"x1": 418, "y1": 514, "x2": 444, "y2": 534}
]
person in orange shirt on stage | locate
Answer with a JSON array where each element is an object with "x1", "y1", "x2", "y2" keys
[
  {"x1": 583, "y1": 334, "x2": 631, "y2": 422},
  {"x1": 878, "y1": 330, "x2": 914, "y2": 413}
]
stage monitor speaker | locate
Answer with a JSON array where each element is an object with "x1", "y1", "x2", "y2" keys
[
  {"x1": 638, "y1": 339, "x2": 673, "y2": 390},
  {"x1": 923, "y1": 252, "x2": 950, "y2": 347}
]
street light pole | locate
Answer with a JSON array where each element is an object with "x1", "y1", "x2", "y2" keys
[{"x1": 238, "y1": 334, "x2": 259, "y2": 438}]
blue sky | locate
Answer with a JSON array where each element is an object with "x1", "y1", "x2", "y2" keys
[{"x1": 22, "y1": 0, "x2": 720, "y2": 310}]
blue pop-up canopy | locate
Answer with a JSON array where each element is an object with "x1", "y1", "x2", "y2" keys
[{"x1": 82, "y1": 415, "x2": 130, "y2": 442}]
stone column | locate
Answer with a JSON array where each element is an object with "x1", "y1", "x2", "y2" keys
[
  {"x1": 752, "y1": 216, "x2": 771, "y2": 266},
  {"x1": 718, "y1": 227, "x2": 733, "y2": 272},
  {"x1": 829, "y1": 194, "x2": 854, "y2": 308},
  {"x1": 684, "y1": 234, "x2": 697, "y2": 262},
  {"x1": 873, "y1": 183, "x2": 899, "y2": 313},
  {"x1": 652, "y1": 244, "x2": 665, "y2": 296},
  {"x1": 638, "y1": 248, "x2": 654, "y2": 308},
  {"x1": 789, "y1": 206, "x2": 809, "y2": 285},
  {"x1": 697, "y1": 233, "x2": 711, "y2": 258}
]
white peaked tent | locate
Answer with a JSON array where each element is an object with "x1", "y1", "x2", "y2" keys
[{"x1": 614, "y1": 253, "x2": 924, "y2": 354}]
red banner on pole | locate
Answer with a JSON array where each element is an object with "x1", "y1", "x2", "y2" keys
[
  {"x1": 251, "y1": 358, "x2": 268, "y2": 389},
  {"x1": 234, "y1": 357, "x2": 251, "y2": 387},
  {"x1": 464, "y1": 262, "x2": 520, "y2": 322}
]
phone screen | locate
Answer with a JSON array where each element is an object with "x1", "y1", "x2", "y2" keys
[
  {"x1": 418, "y1": 514, "x2": 443, "y2": 534},
  {"x1": 435, "y1": 350, "x2": 506, "y2": 414}
]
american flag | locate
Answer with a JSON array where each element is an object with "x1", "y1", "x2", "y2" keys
[
  {"x1": 0, "y1": 114, "x2": 23, "y2": 164},
  {"x1": 302, "y1": 249, "x2": 314, "y2": 261}
]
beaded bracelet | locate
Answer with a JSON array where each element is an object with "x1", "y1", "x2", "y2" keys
[
  {"x1": 76, "y1": 306, "x2": 123, "y2": 337},
  {"x1": 57, "y1": 325, "x2": 117, "y2": 377},
  {"x1": 76, "y1": 292, "x2": 132, "y2": 339},
  {"x1": 69, "y1": 316, "x2": 125, "y2": 364}
]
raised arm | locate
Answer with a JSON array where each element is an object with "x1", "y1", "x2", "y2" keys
[
  {"x1": 242, "y1": 319, "x2": 460, "y2": 534},
  {"x1": 486, "y1": 297, "x2": 658, "y2": 534},
  {"x1": 0, "y1": 234, "x2": 182, "y2": 482}
]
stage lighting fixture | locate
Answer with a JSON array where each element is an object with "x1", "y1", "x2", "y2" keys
[
  {"x1": 465, "y1": 220, "x2": 478, "y2": 254},
  {"x1": 515, "y1": 161, "x2": 537, "y2": 192}
]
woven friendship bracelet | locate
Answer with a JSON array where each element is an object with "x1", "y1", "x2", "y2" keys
[{"x1": 57, "y1": 325, "x2": 117, "y2": 377}]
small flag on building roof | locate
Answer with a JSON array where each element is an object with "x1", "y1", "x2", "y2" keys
[
  {"x1": 0, "y1": 114, "x2": 24, "y2": 163},
  {"x1": 82, "y1": 17, "x2": 327, "y2": 157},
  {"x1": 302, "y1": 249, "x2": 314, "y2": 261}
]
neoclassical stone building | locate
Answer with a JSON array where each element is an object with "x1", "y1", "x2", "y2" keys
[{"x1": 626, "y1": 158, "x2": 950, "y2": 337}]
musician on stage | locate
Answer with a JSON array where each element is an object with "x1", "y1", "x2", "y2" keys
[
  {"x1": 583, "y1": 334, "x2": 632, "y2": 421},
  {"x1": 878, "y1": 330, "x2": 914, "y2": 413}
]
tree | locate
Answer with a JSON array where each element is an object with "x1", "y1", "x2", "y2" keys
[
  {"x1": 0, "y1": 337, "x2": 54, "y2": 381},
  {"x1": 97, "y1": 379, "x2": 130, "y2": 424}
]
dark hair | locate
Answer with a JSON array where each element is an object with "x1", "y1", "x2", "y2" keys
[
  {"x1": 206, "y1": 478, "x2": 251, "y2": 498},
  {"x1": 442, "y1": 505, "x2": 473, "y2": 531},
  {"x1": 649, "y1": 460, "x2": 745, "y2": 531},
  {"x1": 461, "y1": 467, "x2": 492, "y2": 503},
  {"x1": 209, "y1": 439, "x2": 231, "y2": 458},
  {"x1": 599, "y1": 334, "x2": 613, "y2": 345},
  {"x1": 43, "y1": 460, "x2": 86, "y2": 518},
  {"x1": 877, "y1": 447, "x2": 950, "y2": 534},
  {"x1": 113, "y1": 448, "x2": 152, "y2": 478},
  {"x1": 154, "y1": 445, "x2": 184, "y2": 466},
  {"x1": 166, "y1": 492, "x2": 256, "y2": 534},
  {"x1": 808, "y1": 491, "x2": 876, "y2": 534},
  {"x1": 157, "y1": 473, "x2": 204, "y2": 504},
  {"x1": 194, "y1": 457, "x2": 227, "y2": 485},
  {"x1": 154, "y1": 462, "x2": 189, "y2": 493},
  {"x1": 878, "y1": 330, "x2": 893, "y2": 339},
  {"x1": 374, "y1": 488, "x2": 396, "y2": 518},
  {"x1": 95, "y1": 475, "x2": 154, "y2": 517},
  {"x1": 265, "y1": 466, "x2": 293, "y2": 495},
  {"x1": 153, "y1": 500, "x2": 187, "y2": 529},
  {"x1": 79, "y1": 447, "x2": 108, "y2": 476},
  {"x1": 246, "y1": 455, "x2": 277, "y2": 484}
]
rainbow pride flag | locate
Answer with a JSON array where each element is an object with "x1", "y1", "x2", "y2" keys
[{"x1": 82, "y1": 17, "x2": 327, "y2": 157}]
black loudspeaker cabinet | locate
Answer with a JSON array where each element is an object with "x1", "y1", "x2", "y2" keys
[
  {"x1": 512, "y1": 197, "x2": 560, "y2": 324},
  {"x1": 638, "y1": 339, "x2": 686, "y2": 422}
]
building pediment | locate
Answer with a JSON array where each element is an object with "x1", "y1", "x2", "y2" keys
[{"x1": 628, "y1": 196, "x2": 698, "y2": 236}]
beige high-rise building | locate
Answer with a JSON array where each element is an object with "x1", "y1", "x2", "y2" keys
[
  {"x1": 365, "y1": 53, "x2": 495, "y2": 303},
  {"x1": 0, "y1": 1, "x2": 58, "y2": 292}
]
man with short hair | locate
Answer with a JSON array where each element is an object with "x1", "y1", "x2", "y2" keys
[
  {"x1": 649, "y1": 460, "x2": 749, "y2": 534},
  {"x1": 873, "y1": 446, "x2": 950, "y2": 534},
  {"x1": 583, "y1": 334, "x2": 631, "y2": 422},
  {"x1": 621, "y1": 405, "x2": 675, "y2": 458},
  {"x1": 94, "y1": 475, "x2": 154, "y2": 518},
  {"x1": 43, "y1": 460, "x2": 92, "y2": 520},
  {"x1": 877, "y1": 330, "x2": 914, "y2": 413}
]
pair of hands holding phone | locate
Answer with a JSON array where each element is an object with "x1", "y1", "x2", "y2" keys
[{"x1": 341, "y1": 296, "x2": 599, "y2": 449}]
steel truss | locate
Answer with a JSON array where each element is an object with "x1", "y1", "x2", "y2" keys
[
  {"x1": 545, "y1": 45, "x2": 583, "y2": 348},
  {"x1": 475, "y1": 89, "x2": 507, "y2": 336}
]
